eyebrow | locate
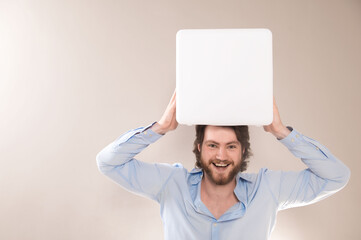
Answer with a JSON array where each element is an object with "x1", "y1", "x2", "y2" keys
[{"x1": 204, "y1": 140, "x2": 240, "y2": 145}]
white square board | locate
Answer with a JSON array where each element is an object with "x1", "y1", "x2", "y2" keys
[{"x1": 176, "y1": 29, "x2": 273, "y2": 126}]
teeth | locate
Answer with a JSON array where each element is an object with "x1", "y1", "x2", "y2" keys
[{"x1": 215, "y1": 163, "x2": 228, "y2": 167}]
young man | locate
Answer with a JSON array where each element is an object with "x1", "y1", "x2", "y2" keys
[{"x1": 96, "y1": 91, "x2": 350, "y2": 240}]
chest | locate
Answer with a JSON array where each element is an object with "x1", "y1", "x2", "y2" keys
[
  {"x1": 201, "y1": 192, "x2": 239, "y2": 219},
  {"x1": 161, "y1": 189, "x2": 278, "y2": 240},
  {"x1": 159, "y1": 175, "x2": 279, "y2": 240}
]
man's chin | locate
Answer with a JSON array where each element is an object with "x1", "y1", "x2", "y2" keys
[
  {"x1": 205, "y1": 164, "x2": 241, "y2": 185},
  {"x1": 209, "y1": 173, "x2": 234, "y2": 185}
]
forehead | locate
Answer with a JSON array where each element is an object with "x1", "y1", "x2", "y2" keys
[{"x1": 203, "y1": 126, "x2": 238, "y2": 143}]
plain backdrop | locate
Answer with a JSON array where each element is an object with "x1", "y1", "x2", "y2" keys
[{"x1": 0, "y1": 0, "x2": 360, "y2": 239}]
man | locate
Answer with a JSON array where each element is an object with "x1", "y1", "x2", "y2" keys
[{"x1": 96, "y1": 91, "x2": 350, "y2": 240}]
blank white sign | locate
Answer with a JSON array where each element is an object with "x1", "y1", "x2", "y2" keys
[{"x1": 176, "y1": 29, "x2": 273, "y2": 126}]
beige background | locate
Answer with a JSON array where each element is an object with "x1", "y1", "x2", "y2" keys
[{"x1": 0, "y1": 0, "x2": 360, "y2": 239}]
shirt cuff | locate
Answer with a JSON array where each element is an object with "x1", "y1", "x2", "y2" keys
[
  {"x1": 116, "y1": 122, "x2": 164, "y2": 145},
  {"x1": 278, "y1": 127, "x2": 304, "y2": 149},
  {"x1": 138, "y1": 122, "x2": 164, "y2": 143}
]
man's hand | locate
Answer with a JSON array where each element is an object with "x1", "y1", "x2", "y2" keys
[
  {"x1": 263, "y1": 97, "x2": 291, "y2": 139},
  {"x1": 151, "y1": 90, "x2": 178, "y2": 135}
]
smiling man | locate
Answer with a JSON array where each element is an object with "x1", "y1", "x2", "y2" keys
[
  {"x1": 96, "y1": 91, "x2": 350, "y2": 240},
  {"x1": 195, "y1": 125, "x2": 249, "y2": 220},
  {"x1": 197, "y1": 126, "x2": 246, "y2": 185}
]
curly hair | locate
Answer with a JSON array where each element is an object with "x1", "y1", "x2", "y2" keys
[{"x1": 192, "y1": 125, "x2": 252, "y2": 172}]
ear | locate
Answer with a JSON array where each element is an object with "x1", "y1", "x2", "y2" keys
[{"x1": 198, "y1": 143, "x2": 201, "y2": 152}]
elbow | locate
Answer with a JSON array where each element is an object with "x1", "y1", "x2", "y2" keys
[
  {"x1": 96, "y1": 145, "x2": 122, "y2": 175},
  {"x1": 96, "y1": 150, "x2": 107, "y2": 174},
  {"x1": 95, "y1": 143, "x2": 130, "y2": 175},
  {"x1": 340, "y1": 165, "x2": 351, "y2": 187},
  {"x1": 333, "y1": 164, "x2": 351, "y2": 190}
]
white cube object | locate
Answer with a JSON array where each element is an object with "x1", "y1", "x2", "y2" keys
[{"x1": 176, "y1": 28, "x2": 273, "y2": 126}]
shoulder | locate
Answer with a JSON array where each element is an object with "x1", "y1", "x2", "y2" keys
[
  {"x1": 166, "y1": 164, "x2": 204, "y2": 186},
  {"x1": 238, "y1": 168, "x2": 283, "y2": 204},
  {"x1": 239, "y1": 168, "x2": 278, "y2": 182},
  {"x1": 164, "y1": 162, "x2": 189, "y2": 178},
  {"x1": 239, "y1": 168, "x2": 285, "y2": 190},
  {"x1": 158, "y1": 163, "x2": 191, "y2": 192}
]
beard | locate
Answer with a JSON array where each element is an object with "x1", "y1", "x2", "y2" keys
[{"x1": 199, "y1": 157, "x2": 242, "y2": 185}]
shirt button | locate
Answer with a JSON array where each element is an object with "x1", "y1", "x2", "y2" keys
[
  {"x1": 291, "y1": 138, "x2": 295, "y2": 142},
  {"x1": 144, "y1": 131, "x2": 147, "y2": 135},
  {"x1": 296, "y1": 134, "x2": 299, "y2": 138},
  {"x1": 213, "y1": 223, "x2": 217, "y2": 226},
  {"x1": 316, "y1": 147, "x2": 319, "y2": 150}
]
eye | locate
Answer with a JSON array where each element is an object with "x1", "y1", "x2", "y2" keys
[
  {"x1": 208, "y1": 144, "x2": 217, "y2": 148},
  {"x1": 228, "y1": 145, "x2": 237, "y2": 149}
]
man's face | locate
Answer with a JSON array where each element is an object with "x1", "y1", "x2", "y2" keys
[{"x1": 198, "y1": 126, "x2": 244, "y2": 185}]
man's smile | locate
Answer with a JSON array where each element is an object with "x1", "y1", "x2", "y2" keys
[{"x1": 211, "y1": 161, "x2": 232, "y2": 172}]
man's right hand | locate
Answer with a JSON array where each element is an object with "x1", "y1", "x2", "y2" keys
[{"x1": 151, "y1": 90, "x2": 178, "y2": 135}]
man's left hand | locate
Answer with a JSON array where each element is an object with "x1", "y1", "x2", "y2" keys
[{"x1": 263, "y1": 97, "x2": 291, "y2": 139}]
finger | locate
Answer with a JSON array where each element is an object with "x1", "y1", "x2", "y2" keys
[
  {"x1": 169, "y1": 90, "x2": 177, "y2": 108},
  {"x1": 171, "y1": 89, "x2": 176, "y2": 103},
  {"x1": 273, "y1": 97, "x2": 279, "y2": 112}
]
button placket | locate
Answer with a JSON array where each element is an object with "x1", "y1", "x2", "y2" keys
[{"x1": 211, "y1": 221, "x2": 219, "y2": 240}]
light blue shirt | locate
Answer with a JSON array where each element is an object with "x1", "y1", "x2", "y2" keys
[{"x1": 96, "y1": 123, "x2": 350, "y2": 240}]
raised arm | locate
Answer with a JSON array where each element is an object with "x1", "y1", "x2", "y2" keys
[
  {"x1": 262, "y1": 98, "x2": 351, "y2": 209},
  {"x1": 96, "y1": 90, "x2": 180, "y2": 202}
]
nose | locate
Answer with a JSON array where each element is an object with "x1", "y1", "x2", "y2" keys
[{"x1": 216, "y1": 147, "x2": 227, "y2": 161}]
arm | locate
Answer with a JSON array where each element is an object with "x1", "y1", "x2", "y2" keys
[
  {"x1": 263, "y1": 98, "x2": 351, "y2": 210},
  {"x1": 268, "y1": 128, "x2": 350, "y2": 210},
  {"x1": 96, "y1": 90, "x2": 179, "y2": 202}
]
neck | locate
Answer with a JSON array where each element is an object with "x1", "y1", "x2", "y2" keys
[{"x1": 201, "y1": 174, "x2": 237, "y2": 201}]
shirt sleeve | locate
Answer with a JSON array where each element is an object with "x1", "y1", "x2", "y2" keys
[
  {"x1": 96, "y1": 122, "x2": 177, "y2": 203},
  {"x1": 264, "y1": 128, "x2": 351, "y2": 210}
]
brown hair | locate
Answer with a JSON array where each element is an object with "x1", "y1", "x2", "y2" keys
[{"x1": 192, "y1": 125, "x2": 252, "y2": 172}]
